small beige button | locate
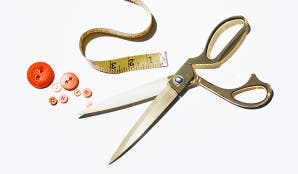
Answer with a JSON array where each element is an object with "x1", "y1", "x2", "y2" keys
[
  {"x1": 59, "y1": 94, "x2": 68, "y2": 104},
  {"x1": 74, "y1": 89, "x2": 81, "y2": 97},
  {"x1": 83, "y1": 88, "x2": 92, "y2": 98},
  {"x1": 52, "y1": 82, "x2": 62, "y2": 92}
]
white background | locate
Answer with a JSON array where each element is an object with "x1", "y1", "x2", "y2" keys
[{"x1": 1, "y1": 0, "x2": 296, "y2": 173}]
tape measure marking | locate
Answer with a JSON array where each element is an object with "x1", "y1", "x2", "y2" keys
[{"x1": 79, "y1": 0, "x2": 168, "y2": 74}]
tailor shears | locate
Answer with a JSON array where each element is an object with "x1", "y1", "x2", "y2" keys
[{"x1": 78, "y1": 16, "x2": 273, "y2": 164}]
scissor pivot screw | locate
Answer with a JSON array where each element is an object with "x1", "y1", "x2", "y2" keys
[{"x1": 173, "y1": 75, "x2": 184, "y2": 86}]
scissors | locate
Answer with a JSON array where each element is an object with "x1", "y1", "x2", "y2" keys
[{"x1": 78, "y1": 16, "x2": 273, "y2": 164}]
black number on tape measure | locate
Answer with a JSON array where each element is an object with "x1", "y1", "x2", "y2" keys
[
  {"x1": 128, "y1": 59, "x2": 134, "y2": 67},
  {"x1": 148, "y1": 56, "x2": 153, "y2": 64},
  {"x1": 110, "y1": 61, "x2": 117, "y2": 70}
]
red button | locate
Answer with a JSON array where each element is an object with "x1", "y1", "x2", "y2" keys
[
  {"x1": 60, "y1": 72, "x2": 79, "y2": 91},
  {"x1": 27, "y1": 62, "x2": 54, "y2": 89}
]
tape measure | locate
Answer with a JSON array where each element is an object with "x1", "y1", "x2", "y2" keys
[{"x1": 79, "y1": 0, "x2": 168, "y2": 74}]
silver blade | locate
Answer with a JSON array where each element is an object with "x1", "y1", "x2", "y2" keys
[
  {"x1": 109, "y1": 84, "x2": 179, "y2": 164},
  {"x1": 78, "y1": 77, "x2": 170, "y2": 118}
]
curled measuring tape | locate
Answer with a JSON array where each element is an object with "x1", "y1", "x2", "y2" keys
[{"x1": 79, "y1": 0, "x2": 168, "y2": 74}]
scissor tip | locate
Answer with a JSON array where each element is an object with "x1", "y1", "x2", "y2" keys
[
  {"x1": 108, "y1": 155, "x2": 119, "y2": 165},
  {"x1": 77, "y1": 112, "x2": 85, "y2": 119},
  {"x1": 108, "y1": 160, "x2": 114, "y2": 165},
  {"x1": 77, "y1": 110, "x2": 92, "y2": 119},
  {"x1": 77, "y1": 112, "x2": 94, "y2": 119},
  {"x1": 78, "y1": 112, "x2": 101, "y2": 119},
  {"x1": 78, "y1": 115, "x2": 87, "y2": 119}
]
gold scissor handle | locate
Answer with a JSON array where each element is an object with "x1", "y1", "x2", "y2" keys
[
  {"x1": 190, "y1": 16, "x2": 251, "y2": 69},
  {"x1": 198, "y1": 74, "x2": 273, "y2": 109}
]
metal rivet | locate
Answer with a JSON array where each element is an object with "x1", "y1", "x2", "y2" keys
[{"x1": 173, "y1": 75, "x2": 184, "y2": 86}]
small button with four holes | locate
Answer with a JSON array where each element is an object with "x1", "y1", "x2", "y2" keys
[
  {"x1": 74, "y1": 89, "x2": 82, "y2": 97},
  {"x1": 83, "y1": 88, "x2": 92, "y2": 98},
  {"x1": 49, "y1": 96, "x2": 58, "y2": 106},
  {"x1": 59, "y1": 94, "x2": 68, "y2": 104}
]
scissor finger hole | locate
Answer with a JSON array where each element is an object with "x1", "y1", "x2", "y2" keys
[
  {"x1": 232, "y1": 86, "x2": 267, "y2": 104},
  {"x1": 208, "y1": 23, "x2": 244, "y2": 60}
]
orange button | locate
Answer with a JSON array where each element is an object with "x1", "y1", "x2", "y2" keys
[
  {"x1": 59, "y1": 94, "x2": 68, "y2": 104},
  {"x1": 49, "y1": 96, "x2": 58, "y2": 106},
  {"x1": 27, "y1": 62, "x2": 54, "y2": 89},
  {"x1": 83, "y1": 88, "x2": 92, "y2": 98},
  {"x1": 60, "y1": 72, "x2": 79, "y2": 91}
]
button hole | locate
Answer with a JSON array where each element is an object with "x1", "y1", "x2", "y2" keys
[
  {"x1": 38, "y1": 68, "x2": 43, "y2": 73},
  {"x1": 35, "y1": 75, "x2": 41, "y2": 80}
]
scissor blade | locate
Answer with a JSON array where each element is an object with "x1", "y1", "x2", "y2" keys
[
  {"x1": 109, "y1": 84, "x2": 180, "y2": 164},
  {"x1": 78, "y1": 77, "x2": 170, "y2": 118}
]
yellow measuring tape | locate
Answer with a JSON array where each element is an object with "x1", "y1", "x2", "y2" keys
[{"x1": 79, "y1": 0, "x2": 168, "y2": 74}]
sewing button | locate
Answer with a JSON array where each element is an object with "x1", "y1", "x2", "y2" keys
[
  {"x1": 60, "y1": 72, "x2": 79, "y2": 91},
  {"x1": 59, "y1": 94, "x2": 68, "y2": 104},
  {"x1": 74, "y1": 89, "x2": 81, "y2": 97},
  {"x1": 27, "y1": 62, "x2": 54, "y2": 89},
  {"x1": 52, "y1": 82, "x2": 62, "y2": 92},
  {"x1": 83, "y1": 88, "x2": 92, "y2": 98},
  {"x1": 49, "y1": 96, "x2": 58, "y2": 106}
]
